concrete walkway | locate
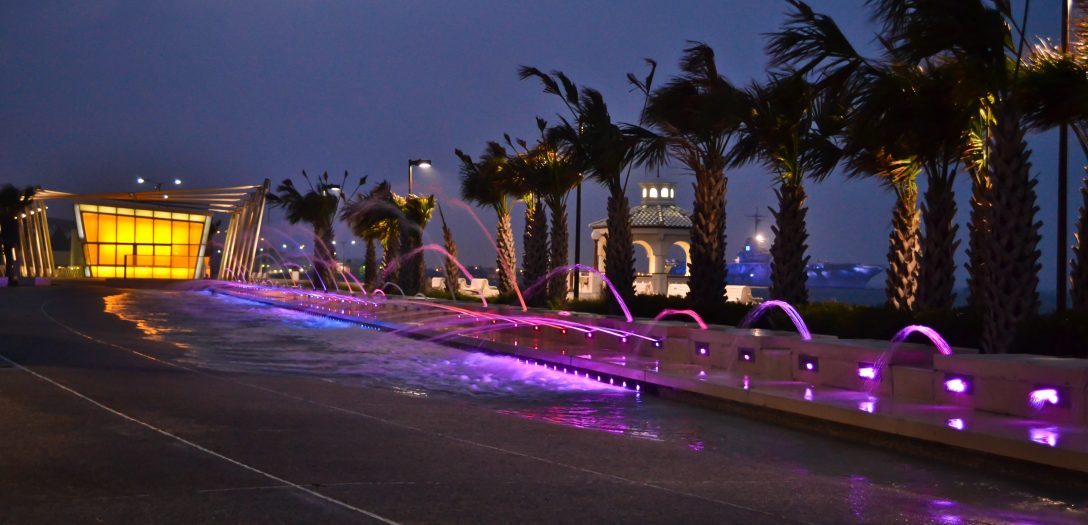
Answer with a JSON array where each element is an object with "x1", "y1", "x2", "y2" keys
[{"x1": 1, "y1": 283, "x2": 1085, "y2": 524}]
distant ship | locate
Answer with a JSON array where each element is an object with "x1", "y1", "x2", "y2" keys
[{"x1": 670, "y1": 212, "x2": 883, "y2": 289}]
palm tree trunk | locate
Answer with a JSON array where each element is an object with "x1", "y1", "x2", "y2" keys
[
  {"x1": 917, "y1": 170, "x2": 960, "y2": 311},
  {"x1": 1, "y1": 217, "x2": 17, "y2": 280},
  {"x1": 495, "y1": 210, "x2": 517, "y2": 295},
  {"x1": 364, "y1": 238, "x2": 378, "y2": 289},
  {"x1": 397, "y1": 224, "x2": 423, "y2": 295},
  {"x1": 522, "y1": 200, "x2": 549, "y2": 306},
  {"x1": 382, "y1": 227, "x2": 400, "y2": 285},
  {"x1": 981, "y1": 102, "x2": 1042, "y2": 353},
  {"x1": 441, "y1": 218, "x2": 461, "y2": 295},
  {"x1": 965, "y1": 167, "x2": 992, "y2": 312},
  {"x1": 604, "y1": 191, "x2": 636, "y2": 310},
  {"x1": 886, "y1": 186, "x2": 920, "y2": 311},
  {"x1": 314, "y1": 225, "x2": 336, "y2": 291},
  {"x1": 547, "y1": 198, "x2": 569, "y2": 303},
  {"x1": 769, "y1": 183, "x2": 810, "y2": 305},
  {"x1": 1072, "y1": 170, "x2": 1088, "y2": 310},
  {"x1": 688, "y1": 170, "x2": 726, "y2": 313}
]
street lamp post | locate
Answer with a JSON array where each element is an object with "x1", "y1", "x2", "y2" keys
[
  {"x1": 408, "y1": 159, "x2": 431, "y2": 195},
  {"x1": 573, "y1": 174, "x2": 582, "y2": 299},
  {"x1": 137, "y1": 177, "x2": 182, "y2": 191},
  {"x1": 1057, "y1": 0, "x2": 1072, "y2": 311}
]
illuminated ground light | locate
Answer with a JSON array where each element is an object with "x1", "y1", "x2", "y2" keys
[
  {"x1": 798, "y1": 355, "x2": 818, "y2": 372},
  {"x1": 1029, "y1": 427, "x2": 1060, "y2": 447},
  {"x1": 946, "y1": 418, "x2": 965, "y2": 431},
  {"x1": 857, "y1": 363, "x2": 877, "y2": 379},
  {"x1": 943, "y1": 375, "x2": 972, "y2": 394},
  {"x1": 738, "y1": 348, "x2": 755, "y2": 362},
  {"x1": 1028, "y1": 387, "x2": 1064, "y2": 410},
  {"x1": 695, "y1": 343, "x2": 709, "y2": 356},
  {"x1": 653, "y1": 339, "x2": 662, "y2": 348},
  {"x1": 858, "y1": 399, "x2": 876, "y2": 413}
]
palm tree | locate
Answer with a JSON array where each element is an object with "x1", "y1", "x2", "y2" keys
[
  {"x1": 873, "y1": 0, "x2": 1041, "y2": 351},
  {"x1": 455, "y1": 143, "x2": 518, "y2": 295},
  {"x1": 627, "y1": 43, "x2": 746, "y2": 312},
  {"x1": 266, "y1": 171, "x2": 354, "y2": 290},
  {"x1": 0, "y1": 184, "x2": 37, "y2": 281},
  {"x1": 766, "y1": 1, "x2": 927, "y2": 311},
  {"x1": 1019, "y1": 39, "x2": 1088, "y2": 309},
  {"x1": 504, "y1": 141, "x2": 550, "y2": 306},
  {"x1": 396, "y1": 193, "x2": 435, "y2": 295},
  {"x1": 531, "y1": 119, "x2": 583, "y2": 303},
  {"x1": 436, "y1": 202, "x2": 461, "y2": 296},
  {"x1": 342, "y1": 180, "x2": 398, "y2": 289},
  {"x1": 854, "y1": 63, "x2": 976, "y2": 311},
  {"x1": 519, "y1": 67, "x2": 640, "y2": 312},
  {"x1": 728, "y1": 73, "x2": 841, "y2": 305}
]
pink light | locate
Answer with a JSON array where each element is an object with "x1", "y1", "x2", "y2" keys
[
  {"x1": 803, "y1": 387, "x2": 813, "y2": 401},
  {"x1": 1028, "y1": 388, "x2": 1060, "y2": 409},
  {"x1": 947, "y1": 418, "x2": 965, "y2": 431},
  {"x1": 804, "y1": 362, "x2": 814, "y2": 371},
  {"x1": 557, "y1": 310, "x2": 572, "y2": 317},
  {"x1": 742, "y1": 375, "x2": 750, "y2": 390},
  {"x1": 857, "y1": 366, "x2": 877, "y2": 379},
  {"x1": 740, "y1": 300, "x2": 812, "y2": 340},
  {"x1": 944, "y1": 378, "x2": 969, "y2": 394},
  {"x1": 859, "y1": 400, "x2": 875, "y2": 413},
  {"x1": 890, "y1": 324, "x2": 953, "y2": 355},
  {"x1": 653, "y1": 309, "x2": 708, "y2": 330}
]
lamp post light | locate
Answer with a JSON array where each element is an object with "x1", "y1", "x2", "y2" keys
[
  {"x1": 137, "y1": 177, "x2": 182, "y2": 191},
  {"x1": 408, "y1": 159, "x2": 431, "y2": 195}
]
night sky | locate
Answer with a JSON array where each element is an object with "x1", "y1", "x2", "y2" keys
[{"x1": 2, "y1": 1, "x2": 1080, "y2": 297}]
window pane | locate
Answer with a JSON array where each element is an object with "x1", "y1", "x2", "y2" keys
[
  {"x1": 172, "y1": 221, "x2": 189, "y2": 244},
  {"x1": 154, "y1": 219, "x2": 171, "y2": 244},
  {"x1": 82, "y1": 213, "x2": 99, "y2": 242},
  {"x1": 117, "y1": 216, "x2": 135, "y2": 243},
  {"x1": 135, "y1": 218, "x2": 153, "y2": 244},
  {"x1": 99, "y1": 244, "x2": 116, "y2": 265},
  {"x1": 99, "y1": 215, "x2": 116, "y2": 243}
]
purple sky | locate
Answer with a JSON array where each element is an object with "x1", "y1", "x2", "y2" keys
[{"x1": 2, "y1": 1, "x2": 1080, "y2": 295}]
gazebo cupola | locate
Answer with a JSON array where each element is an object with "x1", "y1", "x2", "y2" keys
[{"x1": 639, "y1": 181, "x2": 677, "y2": 205}]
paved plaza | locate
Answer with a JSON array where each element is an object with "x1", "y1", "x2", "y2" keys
[{"x1": 1, "y1": 284, "x2": 1085, "y2": 524}]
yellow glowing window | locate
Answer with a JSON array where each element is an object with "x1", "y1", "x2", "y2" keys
[
  {"x1": 117, "y1": 216, "x2": 135, "y2": 243},
  {"x1": 172, "y1": 221, "x2": 189, "y2": 244},
  {"x1": 153, "y1": 219, "x2": 171, "y2": 244},
  {"x1": 99, "y1": 215, "x2": 117, "y2": 243},
  {"x1": 135, "y1": 217, "x2": 153, "y2": 243}
]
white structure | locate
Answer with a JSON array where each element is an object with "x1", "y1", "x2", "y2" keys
[
  {"x1": 581, "y1": 180, "x2": 757, "y2": 304},
  {"x1": 588, "y1": 181, "x2": 691, "y2": 297}
]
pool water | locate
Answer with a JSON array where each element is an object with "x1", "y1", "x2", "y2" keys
[{"x1": 103, "y1": 289, "x2": 1087, "y2": 524}]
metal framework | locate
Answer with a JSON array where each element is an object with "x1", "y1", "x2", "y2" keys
[
  {"x1": 2, "y1": 199, "x2": 56, "y2": 278},
  {"x1": 18, "y1": 181, "x2": 271, "y2": 280},
  {"x1": 217, "y1": 179, "x2": 271, "y2": 280}
]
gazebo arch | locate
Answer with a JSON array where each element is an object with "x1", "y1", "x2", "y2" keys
[{"x1": 588, "y1": 181, "x2": 692, "y2": 296}]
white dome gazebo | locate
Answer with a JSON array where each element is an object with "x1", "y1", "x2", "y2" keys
[{"x1": 588, "y1": 181, "x2": 691, "y2": 297}]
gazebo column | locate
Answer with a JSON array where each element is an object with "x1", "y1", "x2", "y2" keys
[{"x1": 650, "y1": 237, "x2": 668, "y2": 296}]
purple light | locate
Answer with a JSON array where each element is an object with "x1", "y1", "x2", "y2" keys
[
  {"x1": 621, "y1": 336, "x2": 628, "y2": 343},
  {"x1": 586, "y1": 332, "x2": 593, "y2": 339},
  {"x1": 947, "y1": 418, "x2": 965, "y2": 431},
  {"x1": 859, "y1": 400, "x2": 875, "y2": 413},
  {"x1": 803, "y1": 387, "x2": 813, "y2": 401},
  {"x1": 857, "y1": 365, "x2": 877, "y2": 379},
  {"x1": 1029, "y1": 427, "x2": 1059, "y2": 447},
  {"x1": 805, "y1": 362, "x2": 814, "y2": 370},
  {"x1": 697, "y1": 345, "x2": 709, "y2": 356},
  {"x1": 944, "y1": 378, "x2": 969, "y2": 394},
  {"x1": 653, "y1": 340, "x2": 662, "y2": 348},
  {"x1": 1028, "y1": 388, "x2": 1060, "y2": 409}
]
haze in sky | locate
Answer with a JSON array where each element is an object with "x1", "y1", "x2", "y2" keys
[{"x1": 2, "y1": 1, "x2": 1080, "y2": 298}]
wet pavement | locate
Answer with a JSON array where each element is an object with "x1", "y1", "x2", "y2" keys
[{"x1": 1, "y1": 283, "x2": 1085, "y2": 524}]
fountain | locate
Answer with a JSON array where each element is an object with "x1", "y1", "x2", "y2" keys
[
  {"x1": 740, "y1": 300, "x2": 812, "y2": 340},
  {"x1": 653, "y1": 309, "x2": 708, "y2": 330}
]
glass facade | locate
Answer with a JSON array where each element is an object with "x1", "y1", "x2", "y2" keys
[{"x1": 75, "y1": 204, "x2": 211, "y2": 279}]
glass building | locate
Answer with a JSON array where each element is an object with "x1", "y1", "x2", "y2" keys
[{"x1": 75, "y1": 204, "x2": 212, "y2": 279}]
